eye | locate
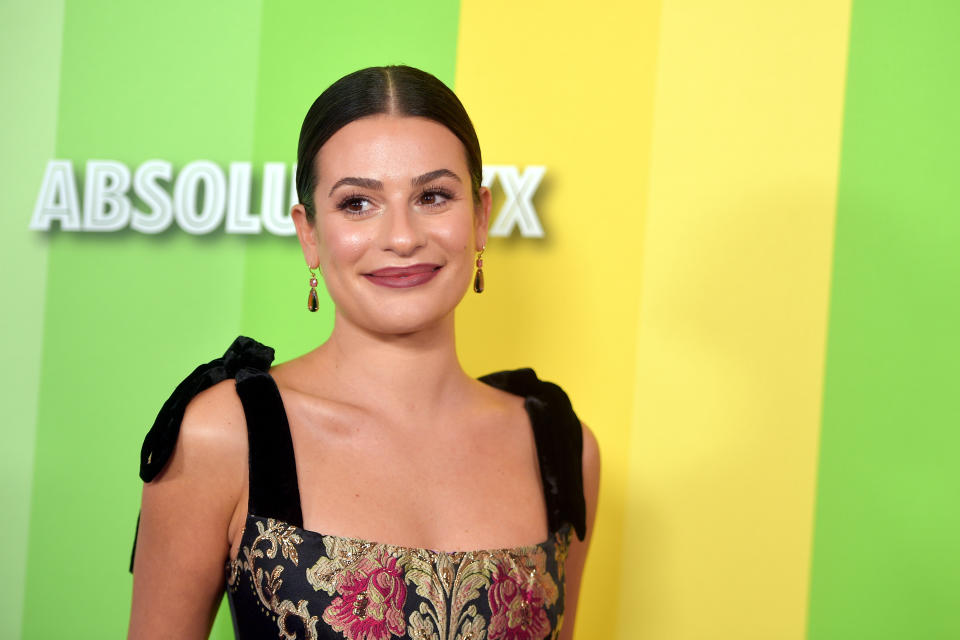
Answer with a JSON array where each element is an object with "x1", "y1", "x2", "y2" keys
[
  {"x1": 336, "y1": 193, "x2": 376, "y2": 216},
  {"x1": 418, "y1": 187, "x2": 455, "y2": 208}
]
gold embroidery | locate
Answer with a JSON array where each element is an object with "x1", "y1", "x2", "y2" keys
[
  {"x1": 275, "y1": 599, "x2": 319, "y2": 640},
  {"x1": 455, "y1": 611, "x2": 486, "y2": 640},
  {"x1": 304, "y1": 535, "x2": 558, "y2": 640},
  {"x1": 550, "y1": 613, "x2": 564, "y2": 640},
  {"x1": 235, "y1": 518, "x2": 316, "y2": 639},
  {"x1": 306, "y1": 535, "x2": 374, "y2": 595},
  {"x1": 228, "y1": 518, "x2": 570, "y2": 640},
  {"x1": 410, "y1": 604, "x2": 440, "y2": 640},
  {"x1": 352, "y1": 592, "x2": 369, "y2": 619}
]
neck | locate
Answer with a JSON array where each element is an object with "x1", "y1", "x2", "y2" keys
[{"x1": 314, "y1": 310, "x2": 473, "y2": 416}]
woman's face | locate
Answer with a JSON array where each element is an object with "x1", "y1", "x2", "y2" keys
[{"x1": 293, "y1": 114, "x2": 490, "y2": 336}]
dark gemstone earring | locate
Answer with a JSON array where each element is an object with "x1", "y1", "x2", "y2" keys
[
  {"x1": 307, "y1": 267, "x2": 320, "y2": 312},
  {"x1": 473, "y1": 246, "x2": 485, "y2": 293}
]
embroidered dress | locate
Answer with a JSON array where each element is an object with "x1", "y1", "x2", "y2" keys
[{"x1": 133, "y1": 336, "x2": 586, "y2": 640}]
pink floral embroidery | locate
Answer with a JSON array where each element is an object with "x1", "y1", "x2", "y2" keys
[
  {"x1": 488, "y1": 561, "x2": 551, "y2": 640},
  {"x1": 321, "y1": 552, "x2": 406, "y2": 640}
]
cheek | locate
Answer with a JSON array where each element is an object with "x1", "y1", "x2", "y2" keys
[
  {"x1": 319, "y1": 221, "x2": 371, "y2": 266},
  {"x1": 433, "y1": 217, "x2": 475, "y2": 254}
]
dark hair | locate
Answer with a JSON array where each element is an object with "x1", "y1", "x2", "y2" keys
[{"x1": 295, "y1": 65, "x2": 483, "y2": 222}]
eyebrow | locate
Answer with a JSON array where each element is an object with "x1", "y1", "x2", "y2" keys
[
  {"x1": 328, "y1": 168, "x2": 461, "y2": 197},
  {"x1": 412, "y1": 168, "x2": 461, "y2": 187}
]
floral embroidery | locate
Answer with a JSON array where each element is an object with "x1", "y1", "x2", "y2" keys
[
  {"x1": 227, "y1": 516, "x2": 571, "y2": 640},
  {"x1": 321, "y1": 551, "x2": 407, "y2": 640},
  {"x1": 308, "y1": 536, "x2": 376, "y2": 596},
  {"x1": 487, "y1": 549, "x2": 558, "y2": 640}
]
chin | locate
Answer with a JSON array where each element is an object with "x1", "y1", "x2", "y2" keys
[
  {"x1": 328, "y1": 272, "x2": 472, "y2": 336},
  {"x1": 381, "y1": 303, "x2": 459, "y2": 334},
  {"x1": 351, "y1": 293, "x2": 467, "y2": 336}
]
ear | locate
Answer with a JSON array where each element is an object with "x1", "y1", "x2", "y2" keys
[
  {"x1": 291, "y1": 203, "x2": 320, "y2": 269},
  {"x1": 474, "y1": 186, "x2": 492, "y2": 251}
]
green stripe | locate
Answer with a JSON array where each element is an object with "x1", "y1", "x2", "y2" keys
[
  {"x1": 238, "y1": 0, "x2": 464, "y2": 361},
  {"x1": 0, "y1": 3, "x2": 65, "y2": 637},
  {"x1": 21, "y1": 1, "x2": 262, "y2": 636},
  {"x1": 807, "y1": 2, "x2": 960, "y2": 638}
]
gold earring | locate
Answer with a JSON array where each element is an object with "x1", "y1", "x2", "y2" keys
[
  {"x1": 307, "y1": 267, "x2": 320, "y2": 312},
  {"x1": 473, "y1": 246, "x2": 485, "y2": 293}
]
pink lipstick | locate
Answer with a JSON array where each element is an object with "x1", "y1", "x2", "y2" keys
[{"x1": 364, "y1": 263, "x2": 441, "y2": 288}]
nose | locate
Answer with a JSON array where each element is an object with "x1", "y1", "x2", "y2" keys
[{"x1": 378, "y1": 204, "x2": 426, "y2": 256}]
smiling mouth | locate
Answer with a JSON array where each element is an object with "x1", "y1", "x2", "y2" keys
[{"x1": 363, "y1": 264, "x2": 442, "y2": 288}]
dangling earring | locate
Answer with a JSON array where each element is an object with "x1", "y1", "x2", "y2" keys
[
  {"x1": 473, "y1": 246, "x2": 485, "y2": 293},
  {"x1": 307, "y1": 267, "x2": 320, "y2": 312}
]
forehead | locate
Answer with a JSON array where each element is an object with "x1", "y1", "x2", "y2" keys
[{"x1": 315, "y1": 115, "x2": 468, "y2": 185}]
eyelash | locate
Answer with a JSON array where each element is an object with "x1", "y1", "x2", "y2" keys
[
  {"x1": 335, "y1": 192, "x2": 371, "y2": 216},
  {"x1": 335, "y1": 187, "x2": 456, "y2": 215},
  {"x1": 419, "y1": 187, "x2": 455, "y2": 206}
]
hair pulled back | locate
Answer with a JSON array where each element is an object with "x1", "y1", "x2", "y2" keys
[{"x1": 296, "y1": 65, "x2": 482, "y2": 222}]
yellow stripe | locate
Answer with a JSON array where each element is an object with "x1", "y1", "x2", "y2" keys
[
  {"x1": 620, "y1": 2, "x2": 850, "y2": 638},
  {"x1": 454, "y1": 0, "x2": 662, "y2": 636}
]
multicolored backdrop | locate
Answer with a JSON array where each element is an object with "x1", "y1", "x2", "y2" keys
[{"x1": 2, "y1": 1, "x2": 957, "y2": 638}]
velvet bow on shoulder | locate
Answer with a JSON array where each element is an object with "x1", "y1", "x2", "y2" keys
[{"x1": 138, "y1": 335, "x2": 274, "y2": 483}]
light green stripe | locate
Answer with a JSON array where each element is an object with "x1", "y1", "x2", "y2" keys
[
  {"x1": 0, "y1": 3, "x2": 65, "y2": 637},
  {"x1": 21, "y1": 1, "x2": 261, "y2": 636},
  {"x1": 808, "y1": 2, "x2": 960, "y2": 637}
]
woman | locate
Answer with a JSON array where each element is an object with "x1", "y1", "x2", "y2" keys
[{"x1": 129, "y1": 65, "x2": 599, "y2": 640}]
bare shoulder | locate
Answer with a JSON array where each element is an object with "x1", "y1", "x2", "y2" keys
[
  {"x1": 580, "y1": 421, "x2": 601, "y2": 487},
  {"x1": 151, "y1": 378, "x2": 247, "y2": 484},
  {"x1": 579, "y1": 421, "x2": 601, "y2": 534},
  {"x1": 181, "y1": 378, "x2": 247, "y2": 440}
]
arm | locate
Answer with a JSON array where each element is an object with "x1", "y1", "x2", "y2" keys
[
  {"x1": 128, "y1": 380, "x2": 247, "y2": 640},
  {"x1": 558, "y1": 422, "x2": 600, "y2": 640}
]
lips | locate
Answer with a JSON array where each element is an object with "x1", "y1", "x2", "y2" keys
[{"x1": 363, "y1": 263, "x2": 442, "y2": 288}]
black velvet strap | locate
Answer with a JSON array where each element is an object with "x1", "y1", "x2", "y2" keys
[
  {"x1": 235, "y1": 369, "x2": 304, "y2": 527},
  {"x1": 139, "y1": 336, "x2": 274, "y2": 482},
  {"x1": 479, "y1": 368, "x2": 587, "y2": 542},
  {"x1": 132, "y1": 336, "x2": 274, "y2": 572}
]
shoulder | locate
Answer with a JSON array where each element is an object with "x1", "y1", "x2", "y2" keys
[
  {"x1": 579, "y1": 421, "x2": 601, "y2": 503},
  {"x1": 479, "y1": 367, "x2": 583, "y2": 447},
  {"x1": 183, "y1": 377, "x2": 244, "y2": 421},
  {"x1": 481, "y1": 368, "x2": 593, "y2": 537},
  {"x1": 478, "y1": 367, "x2": 576, "y2": 417},
  {"x1": 178, "y1": 380, "x2": 247, "y2": 454},
  {"x1": 580, "y1": 422, "x2": 600, "y2": 472},
  {"x1": 149, "y1": 378, "x2": 247, "y2": 484},
  {"x1": 139, "y1": 335, "x2": 274, "y2": 482}
]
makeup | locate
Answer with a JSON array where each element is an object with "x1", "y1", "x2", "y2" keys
[{"x1": 363, "y1": 264, "x2": 441, "y2": 288}]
